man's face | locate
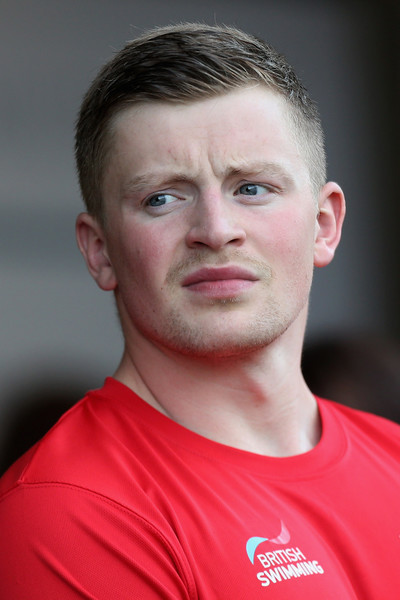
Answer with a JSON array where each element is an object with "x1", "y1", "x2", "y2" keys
[{"x1": 99, "y1": 87, "x2": 324, "y2": 358}]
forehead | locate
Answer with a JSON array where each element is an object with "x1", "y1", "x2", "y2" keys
[{"x1": 105, "y1": 87, "x2": 306, "y2": 186}]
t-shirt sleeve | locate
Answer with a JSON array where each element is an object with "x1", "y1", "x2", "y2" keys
[{"x1": 0, "y1": 483, "x2": 196, "y2": 600}]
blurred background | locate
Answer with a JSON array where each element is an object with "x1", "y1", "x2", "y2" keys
[{"x1": 1, "y1": 0, "x2": 399, "y2": 473}]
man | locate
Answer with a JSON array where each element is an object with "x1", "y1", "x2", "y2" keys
[{"x1": 1, "y1": 23, "x2": 399, "y2": 599}]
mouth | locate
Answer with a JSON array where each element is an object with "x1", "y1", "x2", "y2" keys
[{"x1": 182, "y1": 266, "x2": 258, "y2": 298}]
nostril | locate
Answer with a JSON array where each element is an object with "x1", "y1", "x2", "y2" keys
[{"x1": 185, "y1": 225, "x2": 246, "y2": 250}]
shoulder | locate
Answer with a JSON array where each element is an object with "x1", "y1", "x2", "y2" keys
[
  {"x1": 0, "y1": 389, "x2": 105, "y2": 495},
  {"x1": 0, "y1": 480, "x2": 195, "y2": 599},
  {"x1": 320, "y1": 396, "x2": 400, "y2": 430},
  {"x1": 0, "y1": 380, "x2": 196, "y2": 598},
  {"x1": 318, "y1": 396, "x2": 400, "y2": 455},
  {"x1": 0, "y1": 378, "x2": 157, "y2": 502}
]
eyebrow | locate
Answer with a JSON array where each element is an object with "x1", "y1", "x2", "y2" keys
[
  {"x1": 224, "y1": 161, "x2": 294, "y2": 186},
  {"x1": 122, "y1": 172, "x2": 193, "y2": 195},
  {"x1": 122, "y1": 161, "x2": 294, "y2": 195}
]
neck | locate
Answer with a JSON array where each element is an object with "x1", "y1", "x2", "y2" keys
[{"x1": 114, "y1": 312, "x2": 320, "y2": 457}]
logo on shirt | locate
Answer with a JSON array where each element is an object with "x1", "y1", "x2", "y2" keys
[
  {"x1": 246, "y1": 521, "x2": 325, "y2": 588},
  {"x1": 246, "y1": 520, "x2": 291, "y2": 563}
]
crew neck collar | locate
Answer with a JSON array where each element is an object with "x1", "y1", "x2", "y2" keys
[{"x1": 93, "y1": 377, "x2": 348, "y2": 481}]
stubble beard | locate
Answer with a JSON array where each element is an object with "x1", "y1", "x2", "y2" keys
[
  {"x1": 155, "y1": 298, "x2": 290, "y2": 359},
  {"x1": 128, "y1": 250, "x2": 306, "y2": 360}
]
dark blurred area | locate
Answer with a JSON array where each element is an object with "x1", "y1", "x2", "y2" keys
[
  {"x1": 302, "y1": 334, "x2": 400, "y2": 423},
  {"x1": 0, "y1": 379, "x2": 90, "y2": 477}
]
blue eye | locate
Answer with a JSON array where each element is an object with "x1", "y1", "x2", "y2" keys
[
  {"x1": 146, "y1": 193, "x2": 176, "y2": 207},
  {"x1": 237, "y1": 183, "x2": 266, "y2": 196}
]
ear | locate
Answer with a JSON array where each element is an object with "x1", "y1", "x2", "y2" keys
[
  {"x1": 76, "y1": 213, "x2": 117, "y2": 291},
  {"x1": 314, "y1": 181, "x2": 346, "y2": 268}
]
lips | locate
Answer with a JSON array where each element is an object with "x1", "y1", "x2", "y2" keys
[
  {"x1": 180, "y1": 267, "x2": 259, "y2": 299},
  {"x1": 182, "y1": 266, "x2": 258, "y2": 287}
]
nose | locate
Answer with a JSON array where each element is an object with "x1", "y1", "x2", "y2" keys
[{"x1": 185, "y1": 191, "x2": 246, "y2": 250}]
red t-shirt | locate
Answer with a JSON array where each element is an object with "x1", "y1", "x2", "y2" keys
[{"x1": 1, "y1": 377, "x2": 400, "y2": 598}]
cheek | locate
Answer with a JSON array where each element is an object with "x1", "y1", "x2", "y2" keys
[
  {"x1": 265, "y1": 213, "x2": 315, "y2": 264},
  {"x1": 118, "y1": 226, "x2": 173, "y2": 291},
  {"x1": 136, "y1": 234, "x2": 166, "y2": 263},
  {"x1": 261, "y1": 212, "x2": 316, "y2": 299}
]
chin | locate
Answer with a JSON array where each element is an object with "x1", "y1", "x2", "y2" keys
[
  {"x1": 156, "y1": 321, "x2": 291, "y2": 360},
  {"x1": 130, "y1": 299, "x2": 301, "y2": 360}
]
